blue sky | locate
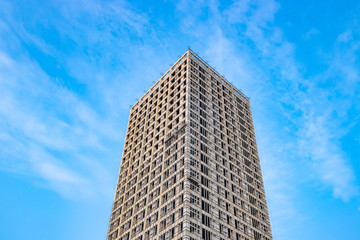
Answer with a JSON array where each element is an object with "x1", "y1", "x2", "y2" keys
[{"x1": 0, "y1": 0, "x2": 359, "y2": 239}]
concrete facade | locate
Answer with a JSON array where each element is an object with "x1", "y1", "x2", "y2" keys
[{"x1": 107, "y1": 50, "x2": 272, "y2": 240}]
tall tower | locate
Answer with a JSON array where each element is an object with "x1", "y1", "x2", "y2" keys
[{"x1": 107, "y1": 50, "x2": 272, "y2": 240}]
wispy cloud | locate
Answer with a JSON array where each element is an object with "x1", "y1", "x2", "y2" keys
[
  {"x1": 0, "y1": 49, "x2": 108, "y2": 198},
  {"x1": 228, "y1": 0, "x2": 359, "y2": 201},
  {"x1": 0, "y1": 1, "x2": 143, "y2": 198}
]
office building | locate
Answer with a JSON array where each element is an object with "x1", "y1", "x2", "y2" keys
[{"x1": 107, "y1": 49, "x2": 272, "y2": 240}]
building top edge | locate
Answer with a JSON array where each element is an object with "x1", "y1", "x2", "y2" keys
[
  {"x1": 131, "y1": 49, "x2": 249, "y2": 110},
  {"x1": 187, "y1": 49, "x2": 249, "y2": 103},
  {"x1": 130, "y1": 50, "x2": 189, "y2": 109}
]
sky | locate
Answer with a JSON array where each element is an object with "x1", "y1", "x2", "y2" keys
[{"x1": 0, "y1": 0, "x2": 359, "y2": 239}]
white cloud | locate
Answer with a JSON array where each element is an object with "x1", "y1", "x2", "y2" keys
[
  {"x1": 302, "y1": 115, "x2": 358, "y2": 201},
  {"x1": 0, "y1": 25, "x2": 122, "y2": 199},
  {"x1": 28, "y1": 147, "x2": 88, "y2": 198},
  {"x1": 223, "y1": 0, "x2": 359, "y2": 202}
]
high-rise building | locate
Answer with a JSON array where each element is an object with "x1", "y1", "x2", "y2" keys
[{"x1": 107, "y1": 49, "x2": 272, "y2": 240}]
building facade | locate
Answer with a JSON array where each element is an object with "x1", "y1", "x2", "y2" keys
[{"x1": 107, "y1": 50, "x2": 272, "y2": 240}]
